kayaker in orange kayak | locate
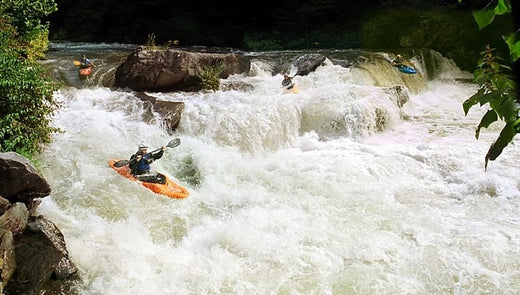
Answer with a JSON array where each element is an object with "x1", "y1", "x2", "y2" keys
[
  {"x1": 129, "y1": 143, "x2": 166, "y2": 183},
  {"x1": 80, "y1": 54, "x2": 96, "y2": 68}
]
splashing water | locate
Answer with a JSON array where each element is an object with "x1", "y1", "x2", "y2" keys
[{"x1": 37, "y1": 44, "x2": 520, "y2": 294}]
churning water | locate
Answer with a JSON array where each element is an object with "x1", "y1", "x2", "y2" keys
[{"x1": 37, "y1": 43, "x2": 520, "y2": 294}]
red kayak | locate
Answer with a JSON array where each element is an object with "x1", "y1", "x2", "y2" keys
[{"x1": 79, "y1": 67, "x2": 92, "y2": 76}]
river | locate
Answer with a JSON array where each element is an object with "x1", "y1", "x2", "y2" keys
[{"x1": 37, "y1": 42, "x2": 520, "y2": 294}]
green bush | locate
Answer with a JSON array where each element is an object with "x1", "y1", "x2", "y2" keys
[
  {"x1": 198, "y1": 61, "x2": 226, "y2": 91},
  {"x1": 0, "y1": 0, "x2": 60, "y2": 158},
  {"x1": 463, "y1": 46, "x2": 518, "y2": 170},
  {"x1": 460, "y1": 0, "x2": 519, "y2": 169}
]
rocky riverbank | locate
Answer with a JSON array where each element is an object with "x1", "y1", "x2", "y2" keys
[{"x1": 0, "y1": 152, "x2": 78, "y2": 294}]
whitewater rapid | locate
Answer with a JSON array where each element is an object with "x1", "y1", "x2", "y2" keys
[{"x1": 37, "y1": 44, "x2": 520, "y2": 294}]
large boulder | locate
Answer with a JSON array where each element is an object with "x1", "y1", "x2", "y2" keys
[
  {"x1": 5, "y1": 216, "x2": 78, "y2": 295},
  {"x1": 115, "y1": 47, "x2": 250, "y2": 92},
  {"x1": 0, "y1": 153, "x2": 51, "y2": 204},
  {"x1": 134, "y1": 92, "x2": 184, "y2": 134},
  {"x1": 0, "y1": 153, "x2": 78, "y2": 294},
  {"x1": 293, "y1": 54, "x2": 327, "y2": 76}
]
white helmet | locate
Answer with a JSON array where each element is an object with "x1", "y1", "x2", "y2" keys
[{"x1": 138, "y1": 143, "x2": 148, "y2": 150}]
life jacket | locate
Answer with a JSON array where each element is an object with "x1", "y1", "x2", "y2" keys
[
  {"x1": 80, "y1": 58, "x2": 91, "y2": 68},
  {"x1": 130, "y1": 153, "x2": 152, "y2": 175},
  {"x1": 136, "y1": 154, "x2": 152, "y2": 173}
]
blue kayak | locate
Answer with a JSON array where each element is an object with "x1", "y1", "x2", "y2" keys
[{"x1": 396, "y1": 65, "x2": 417, "y2": 74}]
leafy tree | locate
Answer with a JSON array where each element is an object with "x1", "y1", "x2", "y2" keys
[
  {"x1": 460, "y1": 0, "x2": 519, "y2": 169},
  {"x1": 0, "y1": 0, "x2": 60, "y2": 158}
]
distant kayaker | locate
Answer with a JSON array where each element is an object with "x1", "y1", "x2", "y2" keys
[
  {"x1": 392, "y1": 54, "x2": 407, "y2": 67},
  {"x1": 80, "y1": 54, "x2": 96, "y2": 68},
  {"x1": 129, "y1": 143, "x2": 165, "y2": 183},
  {"x1": 282, "y1": 74, "x2": 294, "y2": 90}
]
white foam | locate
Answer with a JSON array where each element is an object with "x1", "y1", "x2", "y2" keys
[{"x1": 37, "y1": 51, "x2": 520, "y2": 294}]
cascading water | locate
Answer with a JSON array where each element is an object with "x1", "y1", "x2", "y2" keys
[{"x1": 37, "y1": 43, "x2": 520, "y2": 294}]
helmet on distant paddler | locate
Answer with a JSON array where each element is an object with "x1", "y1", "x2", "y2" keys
[
  {"x1": 138, "y1": 143, "x2": 148, "y2": 150},
  {"x1": 397, "y1": 54, "x2": 402, "y2": 58}
]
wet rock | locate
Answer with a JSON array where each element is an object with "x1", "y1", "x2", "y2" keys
[
  {"x1": 0, "y1": 229, "x2": 16, "y2": 290},
  {"x1": 0, "y1": 152, "x2": 78, "y2": 295},
  {"x1": 0, "y1": 203, "x2": 28, "y2": 236},
  {"x1": 115, "y1": 48, "x2": 250, "y2": 91},
  {"x1": 0, "y1": 153, "x2": 51, "y2": 204},
  {"x1": 385, "y1": 85, "x2": 409, "y2": 108},
  {"x1": 0, "y1": 196, "x2": 11, "y2": 215},
  {"x1": 6, "y1": 216, "x2": 78, "y2": 295},
  {"x1": 134, "y1": 92, "x2": 184, "y2": 133},
  {"x1": 293, "y1": 54, "x2": 327, "y2": 76},
  {"x1": 26, "y1": 200, "x2": 41, "y2": 217},
  {"x1": 220, "y1": 80, "x2": 254, "y2": 92}
]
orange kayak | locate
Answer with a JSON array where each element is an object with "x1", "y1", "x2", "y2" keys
[
  {"x1": 79, "y1": 67, "x2": 92, "y2": 76},
  {"x1": 108, "y1": 158, "x2": 189, "y2": 199}
]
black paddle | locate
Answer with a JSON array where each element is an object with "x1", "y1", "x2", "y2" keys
[{"x1": 114, "y1": 138, "x2": 181, "y2": 167}]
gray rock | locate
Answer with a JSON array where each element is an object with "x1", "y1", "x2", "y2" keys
[
  {"x1": 0, "y1": 196, "x2": 11, "y2": 215},
  {"x1": 0, "y1": 152, "x2": 51, "y2": 204},
  {"x1": 134, "y1": 92, "x2": 184, "y2": 134},
  {"x1": 0, "y1": 229, "x2": 16, "y2": 289},
  {"x1": 6, "y1": 216, "x2": 78, "y2": 295},
  {"x1": 0, "y1": 203, "x2": 28, "y2": 236},
  {"x1": 220, "y1": 80, "x2": 254, "y2": 92},
  {"x1": 293, "y1": 54, "x2": 327, "y2": 76}
]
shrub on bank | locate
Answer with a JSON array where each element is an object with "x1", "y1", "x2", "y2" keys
[{"x1": 0, "y1": 0, "x2": 60, "y2": 158}]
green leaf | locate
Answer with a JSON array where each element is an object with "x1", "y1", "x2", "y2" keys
[
  {"x1": 477, "y1": 90, "x2": 501, "y2": 108},
  {"x1": 463, "y1": 88, "x2": 485, "y2": 115},
  {"x1": 503, "y1": 32, "x2": 520, "y2": 61},
  {"x1": 473, "y1": 0, "x2": 511, "y2": 30},
  {"x1": 485, "y1": 121, "x2": 517, "y2": 169},
  {"x1": 499, "y1": 64, "x2": 512, "y2": 71},
  {"x1": 476, "y1": 109, "x2": 498, "y2": 139},
  {"x1": 472, "y1": 9, "x2": 496, "y2": 30},
  {"x1": 493, "y1": 96, "x2": 518, "y2": 121},
  {"x1": 494, "y1": 0, "x2": 511, "y2": 15}
]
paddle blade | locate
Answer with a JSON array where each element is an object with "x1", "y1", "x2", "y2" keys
[
  {"x1": 73, "y1": 60, "x2": 81, "y2": 66},
  {"x1": 166, "y1": 138, "x2": 181, "y2": 148},
  {"x1": 114, "y1": 160, "x2": 129, "y2": 167}
]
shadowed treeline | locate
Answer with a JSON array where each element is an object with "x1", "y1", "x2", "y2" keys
[
  {"x1": 48, "y1": 0, "x2": 460, "y2": 46},
  {"x1": 47, "y1": 0, "x2": 513, "y2": 71}
]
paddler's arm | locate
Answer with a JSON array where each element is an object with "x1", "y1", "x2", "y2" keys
[{"x1": 152, "y1": 147, "x2": 165, "y2": 160}]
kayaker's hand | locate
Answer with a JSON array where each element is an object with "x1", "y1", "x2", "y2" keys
[
  {"x1": 161, "y1": 146, "x2": 165, "y2": 151},
  {"x1": 136, "y1": 155, "x2": 142, "y2": 161}
]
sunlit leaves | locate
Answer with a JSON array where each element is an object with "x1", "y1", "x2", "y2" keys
[
  {"x1": 472, "y1": 9, "x2": 496, "y2": 30},
  {"x1": 472, "y1": 0, "x2": 511, "y2": 30},
  {"x1": 0, "y1": 1, "x2": 60, "y2": 157},
  {"x1": 503, "y1": 32, "x2": 520, "y2": 62},
  {"x1": 198, "y1": 61, "x2": 226, "y2": 91},
  {"x1": 493, "y1": 0, "x2": 511, "y2": 15}
]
